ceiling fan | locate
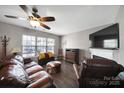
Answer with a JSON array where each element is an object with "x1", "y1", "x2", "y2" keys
[{"x1": 4, "y1": 5, "x2": 55, "y2": 30}]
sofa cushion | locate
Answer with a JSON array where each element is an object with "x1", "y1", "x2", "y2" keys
[
  {"x1": 14, "y1": 55, "x2": 24, "y2": 65},
  {"x1": 27, "y1": 71, "x2": 53, "y2": 88},
  {"x1": 24, "y1": 61, "x2": 38, "y2": 69},
  {"x1": 11, "y1": 59, "x2": 24, "y2": 68},
  {"x1": 26, "y1": 65, "x2": 43, "y2": 76},
  {"x1": 24, "y1": 58, "x2": 33, "y2": 64},
  {"x1": 29, "y1": 71, "x2": 52, "y2": 82}
]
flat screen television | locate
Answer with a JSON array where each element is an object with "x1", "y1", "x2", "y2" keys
[{"x1": 89, "y1": 23, "x2": 119, "y2": 49}]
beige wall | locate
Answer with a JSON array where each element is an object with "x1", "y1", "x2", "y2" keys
[
  {"x1": 115, "y1": 6, "x2": 124, "y2": 65},
  {"x1": 0, "y1": 22, "x2": 61, "y2": 58}
]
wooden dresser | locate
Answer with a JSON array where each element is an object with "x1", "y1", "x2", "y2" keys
[{"x1": 66, "y1": 49, "x2": 79, "y2": 64}]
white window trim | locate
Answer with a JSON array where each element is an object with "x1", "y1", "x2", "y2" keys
[{"x1": 22, "y1": 35, "x2": 55, "y2": 57}]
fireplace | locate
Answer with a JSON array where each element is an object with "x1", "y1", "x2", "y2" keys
[
  {"x1": 93, "y1": 55, "x2": 110, "y2": 60},
  {"x1": 90, "y1": 48, "x2": 118, "y2": 61}
]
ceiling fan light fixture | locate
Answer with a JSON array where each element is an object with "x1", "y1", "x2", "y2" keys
[{"x1": 29, "y1": 20, "x2": 40, "y2": 27}]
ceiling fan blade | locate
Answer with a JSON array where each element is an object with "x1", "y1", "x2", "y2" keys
[
  {"x1": 32, "y1": 13, "x2": 41, "y2": 18},
  {"x1": 32, "y1": 7, "x2": 41, "y2": 18},
  {"x1": 19, "y1": 5, "x2": 32, "y2": 16},
  {"x1": 4, "y1": 15, "x2": 26, "y2": 20},
  {"x1": 4, "y1": 15, "x2": 18, "y2": 19},
  {"x1": 40, "y1": 23, "x2": 51, "y2": 30},
  {"x1": 39, "y1": 17, "x2": 55, "y2": 22}
]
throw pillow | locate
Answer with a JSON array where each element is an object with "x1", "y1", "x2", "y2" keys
[
  {"x1": 48, "y1": 52, "x2": 54, "y2": 58},
  {"x1": 39, "y1": 52, "x2": 45, "y2": 60},
  {"x1": 44, "y1": 53, "x2": 49, "y2": 59}
]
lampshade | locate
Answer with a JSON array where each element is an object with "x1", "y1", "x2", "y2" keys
[
  {"x1": 29, "y1": 20, "x2": 40, "y2": 27},
  {"x1": 11, "y1": 48, "x2": 21, "y2": 53}
]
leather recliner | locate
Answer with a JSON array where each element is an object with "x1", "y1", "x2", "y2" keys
[
  {"x1": 0, "y1": 55, "x2": 54, "y2": 88},
  {"x1": 73, "y1": 59, "x2": 124, "y2": 88}
]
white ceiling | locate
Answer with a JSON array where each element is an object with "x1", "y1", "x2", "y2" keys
[{"x1": 0, "y1": 5, "x2": 120, "y2": 36}]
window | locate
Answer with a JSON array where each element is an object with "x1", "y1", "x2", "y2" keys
[
  {"x1": 22, "y1": 35, "x2": 55, "y2": 57},
  {"x1": 104, "y1": 39, "x2": 118, "y2": 48},
  {"x1": 47, "y1": 38, "x2": 55, "y2": 53},
  {"x1": 22, "y1": 35, "x2": 36, "y2": 57},
  {"x1": 37, "y1": 37, "x2": 46, "y2": 53}
]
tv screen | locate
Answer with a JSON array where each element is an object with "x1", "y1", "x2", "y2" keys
[{"x1": 89, "y1": 23, "x2": 119, "y2": 49}]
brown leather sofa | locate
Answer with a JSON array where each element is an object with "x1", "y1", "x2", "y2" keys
[
  {"x1": 73, "y1": 59, "x2": 124, "y2": 88},
  {"x1": 0, "y1": 55, "x2": 54, "y2": 88}
]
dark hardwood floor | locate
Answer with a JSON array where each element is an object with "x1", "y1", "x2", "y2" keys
[{"x1": 51, "y1": 61, "x2": 79, "y2": 88}]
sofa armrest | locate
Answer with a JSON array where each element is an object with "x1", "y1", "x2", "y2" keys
[
  {"x1": 24, "y1": 58, "x2": 33, "y2": 64},
  {"x1": 27, "y1": 76, "x2": 53, "y2": 88}
]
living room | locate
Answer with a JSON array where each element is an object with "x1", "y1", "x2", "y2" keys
[{"x1": 0, "y1": 5, "x2": 124, "y2": 88}]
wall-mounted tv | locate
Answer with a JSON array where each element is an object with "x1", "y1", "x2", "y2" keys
[{"x1": 89, "y1": 23, "x2": 119, "y2": 49}]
